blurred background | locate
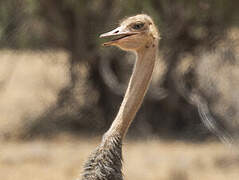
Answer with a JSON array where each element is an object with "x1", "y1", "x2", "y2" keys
[{"x1": 1, "y1": 0, "x2": 239, "y2": 180}]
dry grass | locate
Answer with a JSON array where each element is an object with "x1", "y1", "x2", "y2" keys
[
  {"x1": 0, "y1": 50, "x2": 70, "y2": 135},
  {"x1": 0, "y1": 136, "x2": 239, "y2": 180}
]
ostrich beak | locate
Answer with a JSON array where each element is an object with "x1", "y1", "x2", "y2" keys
[{"x1": 100, "y1": 26, "x2": 138, "y2": 46}]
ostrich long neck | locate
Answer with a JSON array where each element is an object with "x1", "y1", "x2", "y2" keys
[{"x1": 106, "y1": 43, "x2": 158, "y2": 139}]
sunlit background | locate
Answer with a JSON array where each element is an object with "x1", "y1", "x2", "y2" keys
[{"x1": 0, "y1": 0, "x2": 239, "y2": 179}]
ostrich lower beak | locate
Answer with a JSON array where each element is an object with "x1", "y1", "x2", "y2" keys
[{"x1": 100, "y1": 27, "x2": 138, "y2": 46}]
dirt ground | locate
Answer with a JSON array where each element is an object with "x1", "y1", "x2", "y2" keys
[{"x1": 0, "y1": 135, "x2": 239, "y2": 180}]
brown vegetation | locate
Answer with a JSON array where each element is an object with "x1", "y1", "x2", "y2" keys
[{"x1": 0, "y1": 50, "x2": 70, "y2": 136}]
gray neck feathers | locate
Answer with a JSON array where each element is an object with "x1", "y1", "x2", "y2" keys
[{"x1": 81, "y1": 134, "x2": 123, "y2": 180}]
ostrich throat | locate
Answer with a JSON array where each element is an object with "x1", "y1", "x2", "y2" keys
[{"x1": 107, "y1": 42, "x2": 158, "y2": 138}]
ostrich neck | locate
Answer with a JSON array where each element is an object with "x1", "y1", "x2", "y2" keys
[{"x1": 106, "y1": 43, "x2": 158, "y2": 139}]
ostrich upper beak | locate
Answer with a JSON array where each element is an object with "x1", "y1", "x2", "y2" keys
[{"x1": 100, "y1": 26, "x2": 138, "y2": 46}]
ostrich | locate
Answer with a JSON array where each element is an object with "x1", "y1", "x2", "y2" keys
[{"x1": 81, "y1": 14, "x2": 159, "y2": 180}]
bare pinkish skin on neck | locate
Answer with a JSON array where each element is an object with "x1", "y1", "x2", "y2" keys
[{"x1": 104, "y1": 39, "x2": 158, "y2": 140}]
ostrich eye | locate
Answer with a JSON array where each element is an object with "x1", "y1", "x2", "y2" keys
[{"x1": 132, "y1": 23, "x2": 144, "y2": 30}]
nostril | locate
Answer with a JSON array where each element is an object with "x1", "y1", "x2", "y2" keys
[{"x1": 114, "y1": 30, "x2": 119, "y2": 33}]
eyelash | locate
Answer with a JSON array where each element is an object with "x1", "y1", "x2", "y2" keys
[{"x1": 132, "y1": 23, "x2": 144, "y2": 30}]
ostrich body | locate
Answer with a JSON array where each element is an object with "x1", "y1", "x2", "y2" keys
[{"x1": 81, "y1": 14, "x2": 159, "y2": 180}]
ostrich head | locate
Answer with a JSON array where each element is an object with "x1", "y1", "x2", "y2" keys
[{"x1": 100, "y1": 14, "x2": 159, "y2": 51}]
